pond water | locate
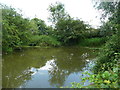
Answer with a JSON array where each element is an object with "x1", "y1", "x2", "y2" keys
[{"x1": 2, "y1": 46, "x2": 97, "y2": 88}]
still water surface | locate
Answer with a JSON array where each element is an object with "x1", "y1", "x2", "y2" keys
[{"x1": 2, "y1": 46, "x2": 97, "y2": 88}]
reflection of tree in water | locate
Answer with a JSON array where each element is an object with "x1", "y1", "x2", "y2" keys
[
  {"x1": 3, "y1": 67, "x2": 33, "y2": 88},
  {"x1": 48, "y1": 47, "x2": 96, "y2": 87},
  {"x1": 48, "y1": 55, "x2": 86, "y2": 87},
  {"x1": 2, "y1": 51, "x2": 48, "y2": 88},
  {"x1": 3, "y1": 46, "x2": 97, "y2": 88},
  {"x1": 2, "y1": 47, "x2": 58, "y2": 88},
  {"x1": 48, "y1": 61, "x2": 71, "y2": 87}
]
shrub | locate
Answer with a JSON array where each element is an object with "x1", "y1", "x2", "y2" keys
[
  {"x1": 29, "y1": 35, "x2": 61, "y2": 46},
  {"x1": 94, "y1": 34, "x2": 120, "y2": 73},
  {"x1": 70, "y1": 67, "x2": 119, "y2": 88}
]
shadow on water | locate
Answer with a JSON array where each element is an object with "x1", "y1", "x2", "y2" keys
[{"x1": 2, "y1": 46, "x2": 97, "y2": 88}]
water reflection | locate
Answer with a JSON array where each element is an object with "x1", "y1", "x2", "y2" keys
[{"x1": 2, "y1": 46, "x2": 97, "y2": 88}]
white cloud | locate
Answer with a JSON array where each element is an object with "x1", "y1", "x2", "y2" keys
[{"x1": 1, "y1": 0, "x2": 102, "y2": 28}]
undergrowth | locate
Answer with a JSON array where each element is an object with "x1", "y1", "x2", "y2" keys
[{"x1": 30, "y1": 35, "x2": 61, "y2": 47}]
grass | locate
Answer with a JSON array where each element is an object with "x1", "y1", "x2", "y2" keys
[{"x1": 79, "y1": 37, "x2": 107, "y2": 47}]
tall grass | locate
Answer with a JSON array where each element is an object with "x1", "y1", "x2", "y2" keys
[{"x1": 79, "y1": 37, "x2": 107, "y2": 47}]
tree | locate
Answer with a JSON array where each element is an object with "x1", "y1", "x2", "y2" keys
[
  {"x1": 48, "y1": 2, "x2": 88, "y2": 45},
  {"x1": 48, "y1": 2, "x2": 69, "y2": 25},
  {"x1": 93, "y1": 0, "x2": 120, "y2": 74},
  {"x1": 2, "y1": 5, "x2": 22, "y2": 52},
  {"x1": 2, "y1": 4, "x2": 35, "y2": 52},
  {"x1": 31, "y1": 18, "x2": 48, "y2": 35},
  {"x1": 55, "y1": 18, "x2": 87, "y2": 44},
  {"x1": 92, "y1": 1, "x2": 120, "y2": 37}
]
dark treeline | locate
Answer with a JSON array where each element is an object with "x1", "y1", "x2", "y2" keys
[
  {"x1": 1, "y1": 1, "x2": 120, "y2": 88},
  {"x1": 2, "y1": 2, "x2": 107, "y2": 53}
]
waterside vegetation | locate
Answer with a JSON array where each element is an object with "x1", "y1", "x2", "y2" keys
[{"x1": 1, "y1": 1, "x2": 120, "y2": 88}]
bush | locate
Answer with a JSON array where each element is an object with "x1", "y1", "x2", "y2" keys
[
  {"x1": 70, "y1": 67, "x2": 119, "y2": 88},
  {"x1": 94, "y1": 34, "x2": 120, "y2": 73},
  {"x1": 29, "y1": 35, "x2": 61, "y2": 46}
]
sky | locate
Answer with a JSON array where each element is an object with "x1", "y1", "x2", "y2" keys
[{"x1": 1, "y1": 0, "x2": 102, "y2": 28}]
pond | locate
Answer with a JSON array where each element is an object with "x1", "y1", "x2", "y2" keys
[{"x1": 2, "y1": 46, "x2": 97, "y2": 88}]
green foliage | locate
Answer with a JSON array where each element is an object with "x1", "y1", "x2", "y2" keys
[
  {"x1": 88, "y1": 68, "x2": 119, "y2": 88},
  {"x1": 80, "y1": 37, "x2": 107, "y2": 47},
  {"x1": 87, "y1": 1, "x2": 120, "y2": 88},
  {"x1": 2, "y1": 1, "x2": 120, "y2": 88},
  {"x1": 48, "y1": 2, "x2": 89, "y2": 45},
  {"x1": 94, "y1": 1, "x2": 120, "y2": 36},
  {"x1": 84, "y1": 28, "x2": 100, "y2": 38},
  {"x1": 31, "y1": 18, "x2": 48, "y2": 35},
  {"x1": 2, "y1": 2, "x2": 100, "y2": 53},
  {"x1": 29, "y1": 19, "x2": 39, "y2": 35},
  {"x1": 55, "y1": 18, "x2": 88, "y2": 45},
  {"x1": 48, "y1": 2, "x2": 69, "y2": 25},
  {"x1": 93, "y1": 0, "x2": 120, "y2": 75},
  {"x1": 30, "y1": 35, "x2": 61, "y2": 47},
  {"x1": 94, "y1": 2, "x2": 119, "y2": 21},
  {"x1": 68, "y1": 1, "x2": 120, "y2": 88},
  {"x1": 2, "y1": 5, "x2": 23, "y2": 52},
  {"x1": 2, "y1": 4, "x2": 52, "y2": 53},
  {"x1": 70, "y1": 67, "x2": 119, "y2": 88},
  {"x1": 94, "y1": 33, "x2": 120, "y2": 73}
]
